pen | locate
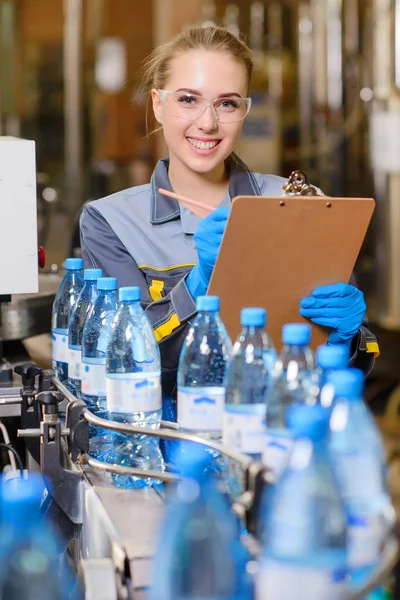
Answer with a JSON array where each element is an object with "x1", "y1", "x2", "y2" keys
[{"x1": 158, "y1": 187, "x2": 214, "y2": 214}]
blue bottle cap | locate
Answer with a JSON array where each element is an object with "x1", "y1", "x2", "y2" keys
[
  {"x1": 98, "y1": 277, "x2": 117, "y2": 291},
  {"x1": 65, "y1": 257, "x2": 83, "y2": 271},
  {"x1": 119, "y1": 286, "x2": 141, "y2": 302},
  {"x1": 327, "y1": 368, "x2": 364, "y2": 399},
  {"x1": 196, "y1": 296, "x2": 220, "y2": 312},
  {"x1": 241, "y1": 307, "x2": 266, "y2": 327},
  {"x1": 84, "y1": 268, "x2": 103, "y2": 281},
  {"x1": 2, "y1": 473, "x2": 45, "y2": 506},
  {"x1": 316, "y1": 344, "x2": 349, "y2": 369},
  {"x1": 282, "y1": 323, "x2": 311, "y2": 345},
  {"x1": 287, "y1": 404, "x2": 330, "y2": 440}
]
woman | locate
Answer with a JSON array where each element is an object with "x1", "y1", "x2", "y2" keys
[{"x1": 80, "y1": 26, "x2": 378, "y2": 408}]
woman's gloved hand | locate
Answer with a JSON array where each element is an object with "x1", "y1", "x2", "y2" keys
[
  {"x1": 186, "y1": 206, "x2": 230, "y2": 299},
  {"x1": 299, "y1": 282, "x2": 366, "y2": 347}
]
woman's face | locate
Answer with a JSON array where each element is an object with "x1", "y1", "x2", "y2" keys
[{"x1": 152, "y1": 50, "x2": 248, "y2": 178}]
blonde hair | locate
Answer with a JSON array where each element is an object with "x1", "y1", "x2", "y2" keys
[
  {"x1": 140, "y1": 26, "x2": 253, "y2": 135},
  {"x1": 142, "y1": 26, "x2": 253, "y2": 92}
]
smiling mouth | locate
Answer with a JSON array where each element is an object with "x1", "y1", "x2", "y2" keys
[{"x1": 187, "y1": 138, "x2": 221, "y2": 150}]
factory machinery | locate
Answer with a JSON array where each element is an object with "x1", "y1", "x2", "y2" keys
[
  {"x1": 0, "y1": 369, "x2": 396, "y2": 600},
  {"x1": 0, "y1": 136, "x2": 397, "y2": 599}
]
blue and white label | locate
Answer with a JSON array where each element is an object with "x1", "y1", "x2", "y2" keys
[
  {"x1": 334, "y1": 449, "x2": 384, "y2": 502},
  {"x1": 257, "y1": 559, "x2": 347, "y2": 600},
  {"x1": 52, "y1": 329, "x2": 68, "y2": 364},
  {"x1": 347, "y1": 513, "x2": 386, "y2": 568},
  {"x1": 68, "y1": 347, "x2": 82, "y2": 380},
  {"x1": 177, "y1": 387, "x2": 225, "y2": 432},
  {"x1": 223, "y1": 404, "x2": 266, "y2": 455},
  {"x1": 263, "y1": 432, "x2": 293, "y2": 477},
  {"x1": 106, "y1": 372, "x2": 161, "y2": 414},
  {"x1": 81, "y1": 361, "x2": 106, "y2": 397}
]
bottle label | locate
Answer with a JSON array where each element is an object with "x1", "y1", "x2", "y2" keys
[
  {"x1": 52, "y1": 329, "x2": 68, "y2": 364},
  {"x1": 257, "y1": 559, "x2": 347, "y2": 600},
  {"x1": 81, "y1": 361, "x2": 106, "y2": 397},
  {"x1": 223, "y1": 404, "x2": 266, "y2": 455},
  {"x1": 177, "y1": 387, "x2": 225, "y2": 432},
  {"x1": 106, "y1": 372, "x2": 161, "y2": 414},
  {"x1": 347, "y1": 513, "x2": 387, "y2": 568},
  {"x1": 68, "y1": 347, "x2": 82, "y2": 380},
  {"x1": 263, "y1": 432, "x2": 293, "y2": 477},
  {"x1": 334, "y1": 449, "x2": 384, "y2": 502}
]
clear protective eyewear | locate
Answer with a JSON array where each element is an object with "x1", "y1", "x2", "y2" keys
[{"x1": 158, "y1": 89, "x2": 252, "y2": 123}]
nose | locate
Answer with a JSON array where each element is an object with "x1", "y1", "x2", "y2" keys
[{"x1": 195, "y1": 104, "x2": 218, "y2": 133}]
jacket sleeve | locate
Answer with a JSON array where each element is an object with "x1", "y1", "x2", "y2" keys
[
  {"x1": 348, "y1": 273, "x2": 379, "y2": 376},
  {"x1": 80, "y1": 204, "x2": 197, "y2": 395}
]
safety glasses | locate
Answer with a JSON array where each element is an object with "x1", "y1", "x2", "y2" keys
[{"x1": 158, "y1": 89, "x2": 252, "y2": 123}]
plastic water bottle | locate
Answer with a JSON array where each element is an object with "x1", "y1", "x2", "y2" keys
[
  {"x1": 177, "y1": 296, "x2": 232, "y2": 440},
  {"x1": 328, "y1": 369, "x2": 393, "y2": 591},
  {"x1": 223, "y1": 307, "x2": 276, "y2": 458},
  {"x1": 305, "y1": 345, "x2": 349, "y2": 408},
  {"x1": 51, "y1": 258, "x2": 83, "y2": 383},
  {"x1": 257, "y1": 404, "x2": 347, "y2": 600},
  {"x1": 106, "y1": 286, "x2": 164, "y2": 488},
  {"x1": 263, "y1": 323, "x2": 314, "y2": 477},
  {"x1": 0, "y1": 475, "x2": 74, "y2": 599},
  {"x1": 150, "y1": 447, "x2": 252, "y2": 600},
  {"x1": 81, "y1": 277, "x2": 119, "y2": 458},
  {"x1": 81, "y1": 277, "x2": 118, "y2": 409},
  {"x1": 68, "y1": 268, "x2": 102, "y2": 397}
]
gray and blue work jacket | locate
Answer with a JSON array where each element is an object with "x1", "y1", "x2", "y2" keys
[{"x1": 80, "y1": 156, "x2": 379, "y2": 397}]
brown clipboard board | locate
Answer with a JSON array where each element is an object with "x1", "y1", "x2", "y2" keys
[{"x1": 208, "y1": 195, "x2": 375, "y2": 352}]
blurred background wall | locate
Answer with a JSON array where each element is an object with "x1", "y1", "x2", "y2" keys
[{"x1": 1, "y1": 0, "x2": 400, "y2": 392}]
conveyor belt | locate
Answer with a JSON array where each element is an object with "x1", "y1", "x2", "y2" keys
[{"x1": 81, "y1": 466, "x2": 166, "y2": 597}]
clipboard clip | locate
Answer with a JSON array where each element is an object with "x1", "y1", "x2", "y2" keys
[{"x1": 281, "y1": 170, "x2": 322, "y2": 196}]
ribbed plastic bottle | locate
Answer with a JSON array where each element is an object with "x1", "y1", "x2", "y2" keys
[
  {"x1": 257, "y1": 404, "x2": 348, "y2": 600},
  {"x1": 105, "y1": 286, "x2": 164, "y2": 488},
  {"x1": 81, "y1": 276, "x2": 119, "y2": 458},
  {"x1": 223, "y1": 307, "x2": 276, "y2": 459},
  {"x1": 264, "y1": 323, "x2": 314, "y2": 477},
  {"x1": 150, "y1": 447, "x2": 252, "y2": 600},
  {"x1": 0, "y1": 474, "x2": 77, "y2": 600},
  {"x1": 305, "y1": 344, "x2": 349, "y2": 408},
  {"x1": 328, "y1": 369, "x2": 394, "y2": 592},
  {"x1": 68, "y1": 268, "x2": 102, "y2": 397},
  {"x1": 177, "y1": 295, "x2": 232, "y2": 440},
  {"x1": 51, "y1": 258, "x2": 84, "y2": 383}
]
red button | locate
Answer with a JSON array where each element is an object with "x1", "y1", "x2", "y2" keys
[{"x1": 38, "y1": 246, "x2": 46, "y2": 269}]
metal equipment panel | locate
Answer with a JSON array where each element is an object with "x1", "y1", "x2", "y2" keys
[{"x1": 0, "y1": 136, "x2": 38, "y2": 295}]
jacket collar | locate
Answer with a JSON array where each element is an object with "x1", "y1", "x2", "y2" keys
[{"x1": 150, "y1": 154, "x2": 262, "y2": 229}]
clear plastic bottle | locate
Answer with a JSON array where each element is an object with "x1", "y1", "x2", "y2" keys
[
  {"x1": 257, "y1": 404, "x2": 348, "y2": 600},
  {"x1": 51, "y1": 258, "x2": 84, "y2": 383},
  {"x1": 177, "y1": 295, "x2": 232, "y2": 440},
  {"x1": 106, "y1": 286, "x2": 164, "y2": 488},
  {"x1": 68, "y1": 268, "x2": 102, "y2": 398},
  {"x1": 264, "y1": 323, "x2": 314, "y2": 477},
  {"x1": 0, "y1": 474, "x2": 75, "y2": 600},
  {"x1": 328, "y1": 369, "x2": 394, "y2": 591},
  {"x1": 305, "y1": 344, "x2": 349, "y2": 409},
  {"x1": 81, "y1": 277, "x2": 119, "y2": 458},
  {"x1": 223, "y1": 307, "x2": 276, "y2": 459},
  {"x1": 150, "y1": 447, "x2": 252, "y2": 600}
]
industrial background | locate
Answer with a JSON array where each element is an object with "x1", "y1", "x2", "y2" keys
[{"x1": 0, "y1": 0, "x2": 399, "y2": 411}]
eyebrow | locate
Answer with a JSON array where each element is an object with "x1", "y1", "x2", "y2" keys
[{"x1": 175, "y1": 87, "x2": 242, "y2": 98}]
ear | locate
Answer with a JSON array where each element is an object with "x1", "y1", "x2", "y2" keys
[{"x1": 151, "y1": 89, "x2": 163, "y2": 124}]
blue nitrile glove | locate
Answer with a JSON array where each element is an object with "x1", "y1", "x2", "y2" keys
[
  {"x1": 299, "y1": 282, "x2": 366, "y2": 347},
  {"x1": 186, "y1": 206, "x2": 230, "y2": 299}
]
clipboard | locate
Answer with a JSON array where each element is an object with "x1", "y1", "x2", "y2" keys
[{"x1": 208, "y1": 195, "x2": 375, "y2": 352}]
